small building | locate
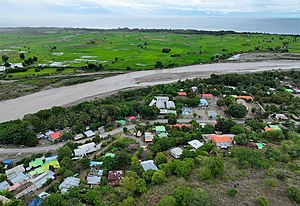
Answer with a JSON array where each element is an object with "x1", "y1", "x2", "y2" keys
[
  {"x1": 128, "y1": 116, "x2": 136, "y2": 122},
  {"x1": 291, "y1": 114, "x2": 300, "y2": 121},
  {"x1": 0, "y1": 181, "x2": 10, "y2": 192},
  {"x1": 191, "y1": 87, "x2": 198, "y2": 92},
  {"x1": 104, "y1": 153, "x2": 116, "y2": 158},
  {"x1": 159, "y1": 109, "x2": 177, "y2": 115},
  {"x1": 182, "y1": 107, "x2": 193, "y2": 115},
  {"x1": 170, "y1": 124, "x2": 192, "y2": 130},
  {"x1": 3, "y1": 160, "x2": 12, "y2": 167},
  {"x1": 285, "y1": 88, "x2": 293, "y2": 93},
  {"x1": 210, "y1": 135, "x2": 233, "y2": 149},
  {"x1": 170, "y1": 147, "x2": 183, "y2": 159},
  {"x1": 118, "y1": 120, "x2": 126, "y2": 125},
  {"x1": 29, "y1": 158, "x2": 44, "y2": 169},
  {"x1": 87, "y1": 167, "x2": 103, "y2": 186},
  {"x1": 48, "y1": 132, "x2": 61, "y2": 142},
  {"x1": 5, "y1": 165, "x2": 27, "y2": 185},
  {"x1": 293, "y1": 88, "x2": 300, "y2": 94},
  {"x1": 74, "y1": 133, "x2": 84, "y2": 141},
  {"x1": 200, "y1": 94, "x2": 214, "y2": 99},
  {"x1": 236, "y1": 96, "x2": 254, "y2": 101},
  {"x1": 157, "y1": 132, "x2": 168, "y2": 138},
  {"x1": 256, "y1": 143, "x2": 264, "y2": 149},
  {"x1": 199, "y1": 98, "x2": 208, "y2": 107},
  {"x1": 84, "y1": 130, "x2": 95, "y2": 138},
  {"x1": 59, "y1": 177, "x2": 80, "y2": 193},
  {"x1": 208, "y1": 110, "x2": 217, "y2": 118},
  {"x1": 155, "y1": 126, "x2": 166, "y2": 134},
  {"x1": 275, "y1": 114, "x2": 288, "y2": 121},
  {"x1": 74, "y1": 142, "x2": 97, "y2": 157},
  {"x1": 178, "y1": 91, "x2": 187, "y2": 96},
  {"x1": 30, "y1": 170, "x2": 55, "y2": 189},
  {"x1": 188, "y1": 140, "x2": 203, "y2": 150},
  {"x1": 144, "y1": 132, "x2": 154, "y2": 143},
  {"x1": 0, "y1": 195, "x2": 10, "y2": 204},
  {"x1": 140, "y1": 160, "x2": 158, "y2": 171},
  {"x1": 266, "y1": 125, "x2": 282, "y2": 131},
  {"x1": 150, "y1": 96, "x2": 176, "y2": 109},
  {"x1": 108, "y1": 170, "x2": 124, "y2": 186},
  {"x1": 98, "y1": 126, "x2": 105, "y2": 134}
]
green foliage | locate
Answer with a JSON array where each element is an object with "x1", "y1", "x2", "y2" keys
[
  {"x1": 215, "y1": 118, "x2": 236, "y2": 134},
  {"x1": 230, "y1": 125, "x2": 245, "y2": 135},
  {"x1": 121, "y1": 171, "x2": 147, "y2": 195},
  {"x1": 156, "y1": 196, "x2": 176, "y2": 206},
  {"x1": 234, "y1": 133, "x2": 248, "y2": 145},
  {"x1": 172, "y1": 186, "x2": 192, "y2": 206},
  {"x1": 42, "y1": 193, "x2": 65, "y2": 206},
  {"x1": 264, "y1": 178, "x2": 279, "y2": 187},
  {"x1": 225, "y1": 103, "x2": 248, "y2": 118},
  {"x1": 286, "y1": 185, "x2": 300, "y2": 203},
  {"x1": 226, "y1": 188, "x2": 238, "y2": 197},
  {"x1": 57, "y1": 145, "x2": 73, "y2": 162},
  {"x1": 263, "y1": 130, "x2": 285, "y2": 141},
  {"x1": 200, "y1": 156, "x2": 224, "y2": 180},
  {"x1": 152, "y1": 170, "x2": 167, "y2": 184},
  {"x1": 121, "y1": 196, "x2": 136, "y2": 206},
  {"x1": 79, "y1": 155, "x2": 90, "y2": 169},
  {"x1": 142, "y1": 169, "x2": 156, "y2": 183},
  {"x1": 155, "y1": 152, "x2": 168, "y2": 166},
  {"x1": 0, "y1": 174, "x2": 6, "y2": 182},
  {"x1": 256, "y1": 195, "x2": 269, "y2": 206},
  {"x1": 231, "y1": 147, "x2": 269, "y2": 169},
  {"x1": 172, "y1": 186, "x2": 211, "y2": 206}
]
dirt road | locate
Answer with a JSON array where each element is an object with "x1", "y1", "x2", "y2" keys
[{"x1": 1, "y1": 60, "x2": 300, "y2": 123}]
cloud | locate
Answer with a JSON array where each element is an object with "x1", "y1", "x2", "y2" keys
[{"x1": 0, "y1": 0, "x2": 299, "y2": 27}]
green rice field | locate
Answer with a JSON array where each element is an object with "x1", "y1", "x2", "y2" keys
[{"x1": 0, "y1": 29, "x2": 300, "y2": 74}]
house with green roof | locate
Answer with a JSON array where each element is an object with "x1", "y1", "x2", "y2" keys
[
  {"x1": 157, "y1": 133, "x2": 168, "y2": 138},
  {"x1": 155, "y1": 126, "x2": 166, "y2": 134},
  {"x1": 256, "y1": 143, "x2": 264, "y2": 149},
  {"x1": 269, "y1": 125, "x2": 281, "y2": 131},
  {"x1": 104, "y1": 153, "x2": 116, "y2": 158},
  {"x1": 285, "y1": 89, "x2": 293, "y2": 93},
  {"x1": 117, "y1": 120, "x2": 126, "y2": 126},
  {"x1": 29, "y1": 158, "x2": 44, "y2": 168}
]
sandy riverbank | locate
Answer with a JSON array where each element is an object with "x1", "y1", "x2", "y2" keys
[{"x1": 0, "y1": 60, "x2": 300, "y2": 123}]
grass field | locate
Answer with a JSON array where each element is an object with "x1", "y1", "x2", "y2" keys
[{"x1": 1, "y1": 29, "x2": 300, "y2": 77}]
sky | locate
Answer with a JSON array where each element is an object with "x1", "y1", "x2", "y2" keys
[{"x1": 1, "y1": 0, "x2": 300, "y2": 27}]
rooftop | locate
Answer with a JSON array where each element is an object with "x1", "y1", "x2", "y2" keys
[
  {"x1": 49, "y1": 132, "x2": 61, "y2": 140},
  {"x1": 188, "y1": 140, "x2": 203, "y2": 149},
  {"x1": 210, "y1": 135, "x2": 232, "y2": 143},
  {"x1": 140, "y1": 160, "x2": 158, "y2": 171}
]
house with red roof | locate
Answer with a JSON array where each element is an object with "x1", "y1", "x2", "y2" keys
[
  {"x1": 170, "y1": 124, "x2": 192, "y2": 129},
  {"x1": 210, "y1": 135, "x2": 233, "y2": 149},
  {"x1": 177, "y1": 91, "x2": 187, "y2": 96},
  {"x1": 236, "y1": 96, "x2": 254, "y2": 101},
  {"x1": 200, "y1": 94, "x2": 214, "y2": 99},
  {"x1": 48, "y1": 132, "x2": 61, "y2": 142}
]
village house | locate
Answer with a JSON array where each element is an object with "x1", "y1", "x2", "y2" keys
[
  {"x1": 87, "y1": 166, "x2": 103, "y2": 186},
  {"x1": 210, "y1": 135, "x2": 233, "y2": 149},
  {"x1": 59, "y1": 177, "x2": 80, "y2": 193},
  {"x1": 84, "y1": 130, "x2": 95, "y2": 138},
  {"x1": 140, "y1": 160, "x2": 158, "y2": 171},
  {"x1": 74, "y1": 142, "x2": 98, "y2": 158},
  {"x1": 236, "y1": 96, "x2": 254, "y2": 101},
  {"x1": 191, "y1": 86, "x2": 198, "y2": 92},
  {"x1": 275, "y1": 113, "x2": 288, "y2": 121},
  {"x1": 182, "y1": 107, "x2": 193, "y2": 115},
  {"x1": 74, "y1": 133, "x2": 84, "y2": 141},
  {"x1": 5, "y1": 165, "x2": 28, "y2": 186},
  {"x1": 108, "y1": 170, "x2": 124, "y2": 186},
  {"x1": 170, "y1": 124, "x2": 192, "y2": 130},
  {"x1": 149, "y1": 96, "x2": 176, "y2": 109},
  {"x1": 48, "y1": 132, "x2": 61, "y2": 142},
  {"x1": 200, "y1": 93, "x2": 214, "y2": 99},
  {"x1": 170, "y1": 147, "x2": 183, "y2": 159},
  {"x1": 0, "y1": 181, "x2": 10, "y2": 192},
  {"x1": 188, "y1": 140, "x2": 203, "y2": 150},
  {"x1": 144, "y1": 132, "x2": 154, "y2": 143},
  {"x1": 291, "y1": 114, "x2": 300, "y2": 121},
  {"x1": 199, "y1": 98, "x2": 208, "y2": 107}
]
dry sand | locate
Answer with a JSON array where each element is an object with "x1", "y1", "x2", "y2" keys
[{"x1": 1, "y1": 60, "x2": 300, "y2": 123}]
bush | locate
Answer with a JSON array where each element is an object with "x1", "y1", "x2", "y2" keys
[
  {"x1": 275, "y1": 170, "x2": 286, "y2": 180},
  {"x1": 162, "y1": 48, "x2": 171, "y2": 53},
  {"x1": 264, "y1": 178, "x2": 278, "y2": 187},
  {"x1": 256, "y1": 195, "x2": 269, "y2": 206},
  {"x1": 226, "y1": 188, "x2": 238, "y2": 197},
  {"x1": 286, "y1": 185, "x2": 300, "y2": 203}
]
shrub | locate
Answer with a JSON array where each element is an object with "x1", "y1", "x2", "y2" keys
[
  {"x1": 256, "y1": 195, "x2": 269, "y2": 206},
  {"x1": 162, "y1": 48, "x2": 171, "y2": 53},
  {"x1": 226, "y1": 188, "x2": 238, "y2": 197},
  {"x1": 264, "y1": 178, "x2": 278, "y2": 187},
  {"x1": 286, "y1": 185, "x2": 300, "y2": 203},
  {"x1": 275, "y1": 170, "x2": 286, "y2": 180}
]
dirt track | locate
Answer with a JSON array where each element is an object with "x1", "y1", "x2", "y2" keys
[{"x1": 1, "y1": 60, "x2": 300, "y2": 123}]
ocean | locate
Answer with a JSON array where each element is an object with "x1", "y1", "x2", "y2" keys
[{"x1": 75, "y1": 16, "x2": 300, "y2": 35}]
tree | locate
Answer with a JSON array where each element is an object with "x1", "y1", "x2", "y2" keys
[
  {"x1": 138, "y1": 106, "x2": 159, "y2": 119},
  {"x1": 121, "y1": 171, "x2": 147, "y2": 195},
  {"x1": 230, "y1": 125, "x2": 245, "y2": 134},
  {"x1": 162, "y1": 48, "x2": 171, "y2": 53},
  {"x1": 215, "y1": 118, "x2": 236, "y2": 133},
  {"x1": 217, "y1": 98, "x2": 225, "y2": 106},
  {"x1": 20, "y1": 53, "x2": 25, "y2": 60},
  {"x1": 33, "y1": 56, "x2": 38, "y2": 62},
  {"x1": 60, "y1": 157, "x2": 75, "y2": 172},
  {"x1": 200, "y1": 156, "x2": 224, "y2": 179},
  {"x1": 41, "y1": 193, "x2": 65, "y2": 206},
  {"x1": 155, "y1": 152, "x2": 168, "y2": 165},
  {"x1": 224, "y1": 96, "x2": 235, "y2": 106},
  {"x1": 286, "y1": 185, "x2": 300, "y2": 204},
  {"x1": 234, "y1": 133, "x2": 248, "y2": 145},
  {"x1": 156, "y1": 196, "x2": 176, "y2": 206},
  {"x1": 79, "y1": 155, "x2": 90, "y2": 169},
  {"x1": 121, "y1": 196, "x2": 136, "y2": 206},
  {"x1": 103, "y1": 156, "x2": 117, "y2": 170},
  {"x1": 155, "y1": 61, "x2": 163, "y2": 69},
  {"x1": 225, "y1": 103, "x2": 248, "y2": 118},
  {"x1": 57, "y1": 146, "x2": 73, "y2": 162},
  {"x1": 187, "y1": 188, "x2": 211, "y2": 206},
  {"x1": 173, "y1": 186, "x2": 192, "y2": 206},
  {"x1": 1, "y1": 55, "x2": 9, "y2": 62},
  {"x1": 264, "y1": 130, "x2": 285, "y2": 141},
  {"x1": 152, "y1": 170, "x2": 167, "y2": 184}
]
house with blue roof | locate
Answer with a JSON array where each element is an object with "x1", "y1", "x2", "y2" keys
[{"x1": 199, "y1": 98, "x2": 208, "y2": 107}]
